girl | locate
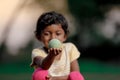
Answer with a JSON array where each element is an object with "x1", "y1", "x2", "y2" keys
[{"x1": 30, "y1": 11, "x2": 84, "y2": 80}]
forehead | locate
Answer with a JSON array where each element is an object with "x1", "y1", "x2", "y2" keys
[{"x1": 43, "y1": 24, "x2": 64, "y2": 32}]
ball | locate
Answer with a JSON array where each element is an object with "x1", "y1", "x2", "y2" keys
[{"x1": 48, "y1": 39, "x2": 62, "y2": 48}]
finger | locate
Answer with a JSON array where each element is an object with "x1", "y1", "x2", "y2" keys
[
  {"x1": 48, "y1": 48, "x2": 57, "y2": 56},
  {"x1": 53, "y1": 48, "x2": 58, "y2": 55},
  {"x1": 55, "y1": 48, "x2": 62, "y2": 55},
  {"x1": 46, "y1": 75, "x2": 50, "y2": 80},
  {"x1": 58, "y1": 48, "x2": 62, "y2": 53},
  {"x1": 48, "y1": 48, "x2": 54, "y2": 53}
]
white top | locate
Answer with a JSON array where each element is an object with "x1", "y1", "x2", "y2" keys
[{"x1": 31, "y1": 42, "x2": 80, "y2": 76}]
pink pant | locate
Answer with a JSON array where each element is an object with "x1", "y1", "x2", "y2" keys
[{"x1": 32, "y1": 68, "x2": 84, "y2": 80}]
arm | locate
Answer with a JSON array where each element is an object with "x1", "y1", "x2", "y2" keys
[
  {"x1": 33, "y1": 54, "x2": 55, "y2": 70},
  {"x1": 41, "y1": 52, "x2": 56, "y2": 69},
  {"x1": 33, "y1": 48, "x2": 62, "y2": 70},
  {"x1": 70, "y1": 59, "x2": 80, "y2": 71}
]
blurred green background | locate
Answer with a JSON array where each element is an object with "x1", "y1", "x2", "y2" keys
[{"x1": 0, "y1": 0, "x2": 120, "y2": 80}]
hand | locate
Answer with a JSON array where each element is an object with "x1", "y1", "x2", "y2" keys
[
  {"x1": 48, "y1": 48, "x2": 62, "y2": 56},
  {"x1": 46, "y1": 75, "x2": 53, "y2": 80},
  {"x1": 46, "y1": 75, "x2": 51, "y2": 80}
]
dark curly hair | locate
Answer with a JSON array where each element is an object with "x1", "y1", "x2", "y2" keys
[{"x1": 35, "y1": 11, "x2": 69, "y2": 36}]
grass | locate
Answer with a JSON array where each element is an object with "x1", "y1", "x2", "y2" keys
[
  {"x1": 79, "y1": 59, "x2": 120, "y2": 80},
  {"x1": 0, "y1": 59, "x2": 120, "y2": 80}
]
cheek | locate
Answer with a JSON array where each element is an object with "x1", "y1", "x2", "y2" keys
[
  {"x1": 58, "y1": 35, "x2": 67, "y2": 42},
  {"x1": 41, "y1": 35, "x2": 50, "y2": 42},
  {"x1": 42, "y1": 39, "x2": 50, "y2": 47}
]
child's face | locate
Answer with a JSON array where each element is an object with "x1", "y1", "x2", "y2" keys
[{"x1": 39, "y1": 24, "x2": 67, "y2": 48}]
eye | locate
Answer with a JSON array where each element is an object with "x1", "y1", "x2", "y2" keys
[
  {"x1": 43, "y1": 32, "x2": 50, "y2": 36},
  {"x1": 56, "y1": 32, "x2": 62, "y2": 36}
]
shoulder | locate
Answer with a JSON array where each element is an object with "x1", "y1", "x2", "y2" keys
[
  {"x1": 32, "y1": 48, "x2": 41, "y2": 52},
  {"x1": 62, "y1": 42, "x2": 78, "y2": 51},
  {"x1": 32, "y1": 47, "x2": 47, "y2": 57},
  {"x1": 32, "y1": 48, "x2": 44, "y2": 54},
  {"x1": 63, "y1": 42, "x2": 80, "y2": 61}
]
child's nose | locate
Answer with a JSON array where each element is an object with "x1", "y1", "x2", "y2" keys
[{"x1": 51, "y1": 34, "x2": 56, "y2": 39}]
